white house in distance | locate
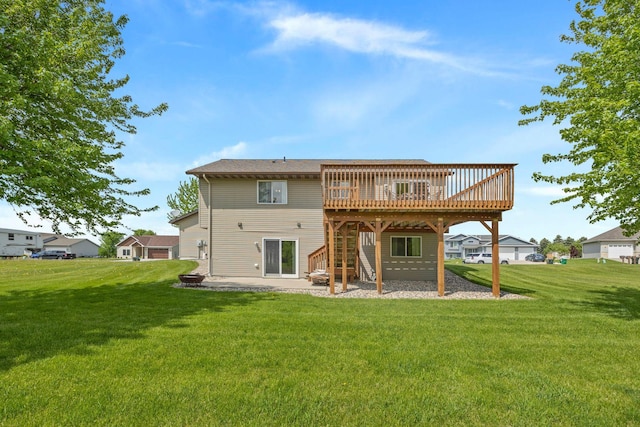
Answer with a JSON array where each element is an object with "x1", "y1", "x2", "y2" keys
[
  {"x1": 582, "y1": 226, "x2": 640, "y2": 260},
  {"x1": 41, "y1": 233, "x2": 99, "y2": 258},
  {"x1": 0, "y1": 228, "x2": 43, "y2": 257},
  {"x1": 445, "y1": 233, "x2": 538, "y2": 261},
  {"x1": 116, "y1": 235, "x2": 179, "y2": 260}
]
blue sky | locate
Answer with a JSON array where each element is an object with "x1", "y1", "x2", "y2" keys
[{"x1": 1, "y1": 0, "x2": 620, "y2": 242}]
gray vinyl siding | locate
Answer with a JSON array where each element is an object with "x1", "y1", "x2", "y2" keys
[
  {"x1": 43, "y1": 240, "x2": 98, "y2": 258},
  {"x1": 68, "y1": 241, "x2": 99, "y2": 257},
  {"x1": 581, "y1": 242, "x2": 601, "y2": 258},
  {"x1": 210, "y1": 178, "x2": 324, "y2": 277},
  {"x1": 178, "y1": 214, "x2": 207, "y2": 259},
  {"x1": 360, "y1": 231, "x2": 437, "y2": 281}
]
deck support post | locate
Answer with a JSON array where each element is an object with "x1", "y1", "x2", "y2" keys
[
  {"x1": 328, "y1": 220, "x2": 336, "y2": 294},
  {"x1": 355, "y1": 227, "x2": 361, "y2": 280},
  {"x1": 341, "y1": 224, "x2": 348, "y2": 292},
  {"x1": 375, "y1": 219, "x2": 383, "y2": 294},
  {"x1": 437, "y1": 218, "x2": 445, "y2": 297},
  {"x1": 492, "y1": 218, "x2": 500, "y2": 298}
]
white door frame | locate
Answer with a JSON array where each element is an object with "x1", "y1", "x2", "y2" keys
[{"x1": 262, "y1": 238, "x2": 299, "y2": 278}]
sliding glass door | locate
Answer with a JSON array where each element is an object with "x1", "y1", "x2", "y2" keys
[{"x1": 263, "y1": 239, "x2": 298, "y2": 277}]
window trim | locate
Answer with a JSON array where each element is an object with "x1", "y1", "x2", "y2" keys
[
  {"x1": 257, "y1": 180, "x2": 288, "y2": 205},
  {"x1": 390, "y1": 236, "x2": 422, "y2": 258}
]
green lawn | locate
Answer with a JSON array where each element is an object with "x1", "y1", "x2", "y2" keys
[{"x1": 1, "y1": 258, "x2": 639, "y2": 426}]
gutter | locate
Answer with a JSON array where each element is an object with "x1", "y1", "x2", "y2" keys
[{"x1": 203, "y1": 174, "x2": 213, "y2": 276}]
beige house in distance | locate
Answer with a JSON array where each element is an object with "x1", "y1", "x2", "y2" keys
[
  {"x1": 117, "y1": 235, "x2": 179, "y2": 260},
  {"x1": 174, "y1": 159, "x2": 516, "y2": 296}
]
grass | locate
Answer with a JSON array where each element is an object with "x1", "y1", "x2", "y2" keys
[{"x1": 1, "y1": 258, "x2": 639, "y2": 426}]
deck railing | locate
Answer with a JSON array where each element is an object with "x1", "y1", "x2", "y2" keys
[
  {"x1": 307, "y1": 245, "x2": 327, "y2": 274},
  {"x1": 321, "y1": 163, "x2": 515, "y2": 211}
]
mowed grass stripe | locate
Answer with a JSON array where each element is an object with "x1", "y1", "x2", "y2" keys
[{"x1": 1, "y1": 258, "x2": 639, "y2": 425}]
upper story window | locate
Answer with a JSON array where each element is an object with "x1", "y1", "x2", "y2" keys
[
  {"x1": 26, "y1": 235, "x2": 34, "y2": 241},
  {"x1": 391, "y1": 236, "x2": 422, "y2": 257},
  {"x1": 258, "y1": 181, "x2": 287, "y2": 204},
  {"x1": 8, "y1": 233, "x2": 14, "y2": 241}
]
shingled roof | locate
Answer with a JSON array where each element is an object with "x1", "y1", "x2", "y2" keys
[
  {"x1": 118, "y1": 235, "x2": 179, "y2": 247},
  {"x1": 583, "y1": 226, "x2": 640, "y2": 243},
  {"x1": 186, "y1": 158, "x2": 431, "y2": 178}
]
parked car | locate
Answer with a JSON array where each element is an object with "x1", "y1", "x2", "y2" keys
[
  {"x1": 525, "y1": 253, "x2": 546, "y2": 262},
  {"x1": 30, "y1": 251, "x2": 42, "y2": 258},
  {"x1": 39, "y1": 250, "x2": 76, "y2": 259},
  {"x1": 463, "y1": 253, "x2": 509, "y2": 264}
]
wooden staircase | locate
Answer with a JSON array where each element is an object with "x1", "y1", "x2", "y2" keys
[{"x1": 307, "y1": 226, "x2": 359, "y2": 282}]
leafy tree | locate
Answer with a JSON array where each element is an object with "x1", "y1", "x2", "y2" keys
[
  {"x1": 570, "y1": 245, "x2": 580, "y2": 258},
  {"x1": 545, "y1": 242, "x2": 570, "y2": 256},
  {"x1": 167, "y1": 178, "x2": 199, "y2": 221},
  {"x1": 0, "y1": 1, "x2": 168, "y2": 235},
  {"x1": 98, "y1": 231, "x2": 124, "y2": 258},
  {"x1": 133, "y1": 229, "x2": 155, "y2": 236},
  {"x1": 538, "y1": 238, "x2": 551, "y2": 254},
  {"x1": 553, "y1": 234, "x2": 564, "y2": 244},
  {"x1": 520, "y1": 0, "x2": 640, "y2": 236},
  {"x1": 564, "y1": 236, "x2": 575, "y2": 246},
  {"x1": 529, "y1": 237, "x2": 538, "y2": 244}
]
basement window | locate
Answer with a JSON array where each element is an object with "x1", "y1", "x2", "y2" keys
[{"x1": 391, "y1": 236, "x2": 422, "y2": 257}]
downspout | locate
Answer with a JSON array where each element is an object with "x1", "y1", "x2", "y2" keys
[{"x1": 203, "y1": 174, "x2": 213, "y2": 276}]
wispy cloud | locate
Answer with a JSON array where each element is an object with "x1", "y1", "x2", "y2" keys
[
  {"x1": 265, "y1": 12, "x2": 467, "y2": 67},
  {"x1": 255, "y1": 7, "x2": 510, "y2": 76},
  {"x1": 185, "y1": 1, "x2": 536, "y2": 77},
  {"x1": 192, "y1": 141, "x2": 249, "y2": 166}
]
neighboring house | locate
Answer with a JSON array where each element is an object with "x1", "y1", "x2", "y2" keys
[
  {"x1": 582, "y1": 226, "x2": 640, "y2": 260},
  {"x1": 445, "y1": 234, "x2": 538, "y2": 261},
  {"x1": 41, "y1": 233, "x2": 99, "y2": 257},
  {"x1": 179, "y1": 158, "x2": 516, "y2": 296},
  {"x1": 169, "y1": 211, "x2": 206, "y2": 259},
  {"x1": 0, "y1": 228, "x2": 43, "y2": 257},
  {"x1": 117, "y1": 235, "x2": 179, "y2": 259}
]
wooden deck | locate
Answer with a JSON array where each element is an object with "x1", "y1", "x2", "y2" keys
[
  {"x1": 322, "y1": 163, "x2": 515, "y2": 212},
  {"x1": 318, "y1": 162, "x2": 516, "y2": 297}
]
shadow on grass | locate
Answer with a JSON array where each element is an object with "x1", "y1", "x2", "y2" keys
[
  {"x1": 445, "y1": 265, "x2": 538, "y2": 297},
  {"x1": 578, "y1": 287, "x2": 640, "y2": 320},
  {"x1": 0, "y1": 279, "x2": 269, "y2": 371}
]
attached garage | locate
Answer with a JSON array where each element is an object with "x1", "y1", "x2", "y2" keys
[
  {"x1": 606, "y1": 244, "x2": 633, "y2": 259},
  {"x1": 148, "y1": 248, "x2": 169, "y2": 259}
]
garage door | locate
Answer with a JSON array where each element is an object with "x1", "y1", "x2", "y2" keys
[
  {"x1": 607, "y1": 244, "x2": 633, "y2": 259},
  {"x1": 148, "y1": 248, "x2": 168, "y2": 259}
]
